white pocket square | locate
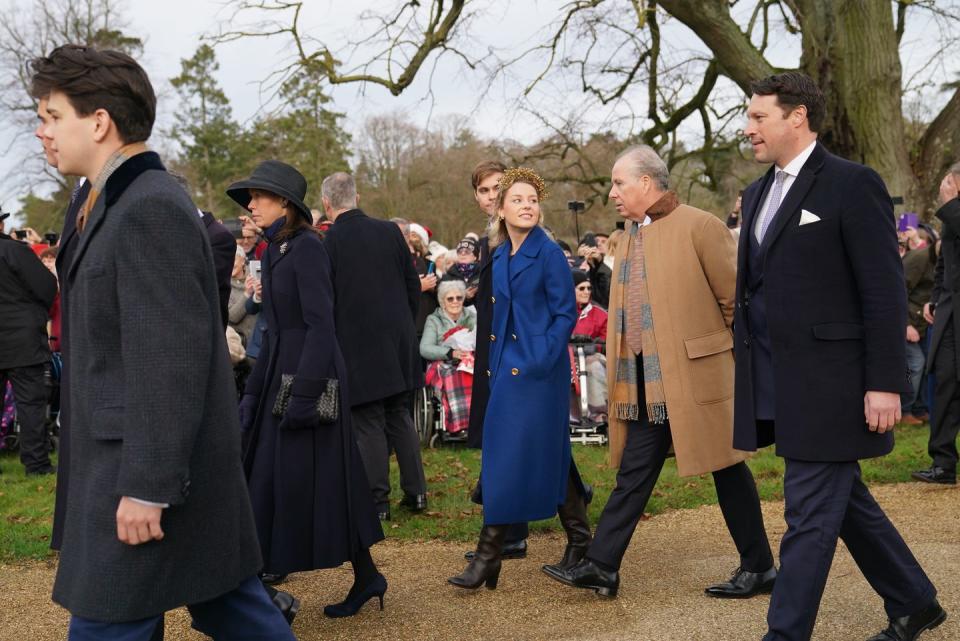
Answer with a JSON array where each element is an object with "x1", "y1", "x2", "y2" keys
[{"x1": 799, "y1": 209, "x2": 821, "y2": 226}]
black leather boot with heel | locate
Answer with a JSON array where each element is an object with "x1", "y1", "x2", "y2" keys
[
  {"x1": 448, "y1": 524, "x2": 508, "y2": 590},
  {"x1": 542, "y1": 475, "x2": 592, "y2": 575}
]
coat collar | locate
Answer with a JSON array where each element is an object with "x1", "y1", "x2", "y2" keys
[
  {"x1": 333, "y1": 208, "x2": 365, "y2": 224},
  {"x1": 68, "y1": 152, "x2": 165, "y2": 281},
  {"x1": 492, "y1": 225, "x2": 550, "y2": 299},
  {"x1": 56, "y1": 179, "x2": 91, "y2": 275},
  {"x1": 741, "y1": 141, "x2": 827, "y2": 254}
]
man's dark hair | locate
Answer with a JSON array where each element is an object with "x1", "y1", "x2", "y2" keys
[
  {"x1": 471, "y1": 160, "x2": 507, "y2": 191},
  {"x1": 750, "y1": 72, "x2": 826, "y2": 133},
  {"x1": 30, "y1": 44, "x2": 156, "y2": 144}
]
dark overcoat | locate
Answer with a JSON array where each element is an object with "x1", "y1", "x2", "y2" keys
[
  {"x1": 466, "y1": 236, "x2": 494, "y2": 448},
  {"x1": 0, "y1": 233, "x2": 57, "y2": 369},
  {"x1": 50, "y1": 179, "x2": 90, "y2": 551},
  {"x1": 481, "y1": 226, "x2": 578, "y2": 525},
  {"x1": 733, "y1": 143, "x2": 909, "y2": 461},
  {"x1": 201, "y1": 210, "x2": 238, "y2": 330},
  {"x1": 323, "y1": 209, "x2": 422, "y2": 406},
  {"x1": 243, "y1": 221, "x2": 384, "y2": 574},
  {"x1": 52, "y1": 153, "x2": 262, "y2": 622},
  {"x1": 926, "y1": 199, "x2": 960, "y2": 378}
]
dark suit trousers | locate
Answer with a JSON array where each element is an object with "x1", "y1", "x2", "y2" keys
[
  {"x1": 930, "y1": 323, "x2": 960, "y2": 471},
  {"x1": 764, "y1": 458, "x2": 936, "y2": 641},
  {"x1": 1, "y1": 364, "x2": 51, "y2": 472},
  {"x1": 67, "y1": 575, "x2": 293, "y2": 641},
  {"x1": 587, "y1": 418, "x2": 773, "y2": 573},
  {"x1": 352, "y1": 390, "x2": 427, "y2": 508}
]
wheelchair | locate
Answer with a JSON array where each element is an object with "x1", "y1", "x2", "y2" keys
[
  {"x1": 569, "y1": 337, "x2": 608, "y2": 445},
  {"x1": 1, "y1": 356, "x2": 61, "y2": 454},
  {"x1": 415, "y1": 359, "x2": 471, "y2": 449}
]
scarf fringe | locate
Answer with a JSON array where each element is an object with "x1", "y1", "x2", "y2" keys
[
  {"x1": 647, "y1": 402, "x2": 668, "y2": 424},
  {"x1": 614, "y1": 401, "x2": 640, "y2": 421}
]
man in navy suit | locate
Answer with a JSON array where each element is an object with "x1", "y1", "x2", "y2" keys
[{"x1": 733, "y1": 72, "x2": 945, "y2": 641}]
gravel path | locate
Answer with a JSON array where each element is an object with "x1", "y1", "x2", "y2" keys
[{"x1": 2, "y1": 482, "x2": 957, "y2": 641}]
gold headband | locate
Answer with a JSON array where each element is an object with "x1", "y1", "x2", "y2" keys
[{"x1": 497, "y1": 167, "x2": 548, "y2": 201}]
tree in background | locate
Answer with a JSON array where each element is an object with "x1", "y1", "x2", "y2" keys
[
  {"x1": 217, "y1": 0, "x2": 960, "y2": 214},
  {"x1": 169, "y1": 44, "x2": 252, "y2": 215}
]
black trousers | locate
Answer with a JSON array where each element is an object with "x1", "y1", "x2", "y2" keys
[
  {"x1": 1, "y1": 363, "x2": 50, "y2": 472},
  {"x1": 352, "y1": 390, "x2": 427, "y2": 509},
  {"x1": 930, "y1": 323, "x2": 960, "y2": 471},
  {"x1": 587, "y1": 417, "x2": 773, "y2": 573},
  {"x1": 764, "y1": 457, "x2": 936, "y2": 641}
]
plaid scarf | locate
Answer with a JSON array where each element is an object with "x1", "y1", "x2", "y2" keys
[
  {"x1": 607, "y1": 191, "x2": 679, "y2": 430},
  {"x1": 76, "y1": 143, "x2": 149, "y2": 233}
]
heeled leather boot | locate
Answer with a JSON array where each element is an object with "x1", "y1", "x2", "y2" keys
[
  {"x1": 543, "y1": 475, "x2": 592, "y2": 574},
  {"x1": 448, "y1": 524, "x2": 508, "y2": 589}
]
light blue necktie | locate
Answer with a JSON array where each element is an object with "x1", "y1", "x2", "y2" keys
[{"x1": 756, "y1": 170, "x2": 786, "y2": 243}]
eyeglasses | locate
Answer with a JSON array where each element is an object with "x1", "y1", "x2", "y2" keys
[
  {"x1": 576, "y1": 285, "x2": 592, "y2": 292},
  {"x1": 445, "y1": 295, "x2": 465, "y2": 302}
]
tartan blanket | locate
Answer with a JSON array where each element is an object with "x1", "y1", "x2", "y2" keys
[{"x1": 424, "y1": 360, "x2": 473, "y2": 434}]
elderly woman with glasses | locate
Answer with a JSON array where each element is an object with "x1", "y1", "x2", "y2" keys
[
  {"x1": 571, "y1": 270, "x2": 608, "y2": 422},
  {"x1": 420, "y1": 279, "x2": 477, "y2": 435}
]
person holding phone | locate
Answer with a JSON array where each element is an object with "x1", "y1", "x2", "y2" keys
[{"x1": 230, "y1": 161, "x2": 386, "y2": 620}]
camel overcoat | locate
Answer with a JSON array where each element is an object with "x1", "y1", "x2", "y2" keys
[{"x1": 607, "y1": 203, "x2": 749, "y2": 476}]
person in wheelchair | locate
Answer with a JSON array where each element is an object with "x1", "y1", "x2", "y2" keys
[
  {"x1": 420, "y1": 279, "x2": 476, "y2": 435},
  {"x1": 571, "y1": 270, "x2": 607, "y2": 424}
]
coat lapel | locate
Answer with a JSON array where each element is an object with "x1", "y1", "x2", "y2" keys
[
  {"x1": 67, "y1": 152, "x2": 166, "y2": 282},
  {"x1": 55, "y1": 179, "x2": 90, "y2": 277},
  {"x1": 492, "y1": 241, "x2": 511, "y2": 302},
  {"x1": 509, "y1": 225, "x2": 548, "y2": 283},
  {"x1": 760, "y1": 143, "x2": 827, "y2": 253}
]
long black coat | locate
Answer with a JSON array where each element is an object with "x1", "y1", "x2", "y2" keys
[
  {"x1": 51, "y1": 179, "x2": 90, "y2": 552},
  {"x1": 0, "y1": 233, "x2": 57, "y2": 369},
  {"x1": 202, "y1": 211, "x2": 237, "y2": 330},
  {"x1": 467, "y1": 236, "x2": 494, "y2": 448},
  {"x1": 323, "y1": 209, "x2": 422, "y2": 406},
  {"x1": 733, "y1": 143, "x2": 908, "y2": 462},
  {"x1": 243, "y1": 223, "x2": 383, "y2": 574},
  {"x1": 52, "y1": 154, "x2": 262, "y2": 622},
  {"x1": 926, "y1": 199, "x2": 960, "y2": 378}
]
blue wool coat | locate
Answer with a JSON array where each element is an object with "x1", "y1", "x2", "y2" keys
[{"x1": 480, "y1": 225, "x2": 578, "y2": 525}]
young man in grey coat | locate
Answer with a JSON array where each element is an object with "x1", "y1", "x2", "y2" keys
[{"x1": 32, "y1": 44, "x2": 294, "y2": 640}]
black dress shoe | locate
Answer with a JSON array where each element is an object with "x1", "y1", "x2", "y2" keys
[
  {"x1": 270, "y1": 589, "x2": 300, "y2": 626},
  {"x1": 259, "y1": 572, "x2": 288, "y2": 586},
  {"x1": 465, "y1": 538, "x2": 527, "y2": 560},
  {"x1": 400, "y1": 493, "x2": 428, "y2": 512},
  {"x1": 866, "y1": 599, "x2": 947, "y2": 640},
  {"x1": 324, "y1": 573, "x2": 387, "y2": 618},
  {"x1": 911, "y1": 467, "x2": 956, "y2": 485},
  {"x1": 542, "y1": 558, "x2": 619, "y2": 598},
  {"x1": 25, "y1": 465, "x2": 55, "y2": 476},
  {"x1": 705, "y1": 566, "x2": 777, "y2": 599},
  {"x1": 377, "y1": 509, "x2": 391, "y2": 521}
]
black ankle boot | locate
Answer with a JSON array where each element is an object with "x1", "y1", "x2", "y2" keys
[
  {"x1": 543, "y1": 474, "x2": 592, "y2": 574},
  {"x1": 448, "y1": 524, "x2": 507, "y2": 590}
]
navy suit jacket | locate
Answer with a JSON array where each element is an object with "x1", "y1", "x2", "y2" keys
[
  {"x1": 201, "y1": 211, "x2": 237, "y2": 330},
  {"x1": 732, "y1": 143, "x2": 909, "y2": 461}
]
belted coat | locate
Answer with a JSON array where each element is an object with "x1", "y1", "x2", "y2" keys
[{"x1": 480, "y1": 226, "x2": 578, "y2": 525}]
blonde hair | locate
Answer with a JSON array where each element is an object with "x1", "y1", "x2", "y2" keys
[{"x1": 490, "y1": 167, "x2": 548, "y2": 248}]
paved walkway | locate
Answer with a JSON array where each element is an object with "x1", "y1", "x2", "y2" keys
[{"x1": 2, "y1": 483, "x2": 957, "y2": 641}]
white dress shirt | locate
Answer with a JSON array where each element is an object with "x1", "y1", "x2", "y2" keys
[{"x1": 753, "y1": 139, "x2": 818, "y2": 242}]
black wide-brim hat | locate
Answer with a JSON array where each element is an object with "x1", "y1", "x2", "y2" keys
[{"x1": 226, "y1": 160, "x2": 312, "y2": 223}]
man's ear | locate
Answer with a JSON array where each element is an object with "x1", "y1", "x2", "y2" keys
[
  {"x1": 791, "y1": 105, "x2": 808, "y2": 129},
  {"x1": 355, "y1": 192, "x2": 361, "y2": 207},
  {"x1": 92, "y1": 108, "x2": 113, "y2": 143}
]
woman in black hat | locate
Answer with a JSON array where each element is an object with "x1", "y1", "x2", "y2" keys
[{"x1": 229, "y1": 161, "x2": 386, "y2": 620}]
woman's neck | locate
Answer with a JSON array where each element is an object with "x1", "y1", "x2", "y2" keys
[{"x1": 507, "y1": 225, "x2": 533, "y2": 255}]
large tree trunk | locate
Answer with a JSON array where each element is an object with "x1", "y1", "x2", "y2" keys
[{"x1": 797, "y1": 0, "x2": 914, "y2": 202}]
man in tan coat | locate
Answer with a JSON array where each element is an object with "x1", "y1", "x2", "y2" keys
[{"x1": 543, "y1": 145, "x2": 775, "y2": 599}]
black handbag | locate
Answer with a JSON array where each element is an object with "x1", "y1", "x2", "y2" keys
[{"x1": 271, "y1": 374, "x2": 340, "y2": 425}]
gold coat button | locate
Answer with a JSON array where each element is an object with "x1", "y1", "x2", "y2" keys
[
  {"x1": 511, "y1": 368, "x2": 519, "y2": 376},
  {"x1": 491, "y1": 296, "x2": 496, "y2": 304},
  {"x1": 490, "y1": 334, "x2": 496, "y2": 342}
]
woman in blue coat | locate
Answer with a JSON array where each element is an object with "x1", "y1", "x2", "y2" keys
[
  {"x1": 230, "y1": 161, "x2": 386, "y2": 620},
  {"x1": 449, "y1": 168, "x2": 592, "y2": 590}
]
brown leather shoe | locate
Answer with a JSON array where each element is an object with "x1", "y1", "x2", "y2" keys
[{"x1": 899, "y1": 414, "x2": 925, "y2": 426}]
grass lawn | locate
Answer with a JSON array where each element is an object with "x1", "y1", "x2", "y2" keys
[{"x1": 0, "y1": 424, "x2": 934, "y2": 562}]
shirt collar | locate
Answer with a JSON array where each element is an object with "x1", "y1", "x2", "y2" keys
[{"x1": 778, "y1": 139, "x2": 818, "y2": 178}]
